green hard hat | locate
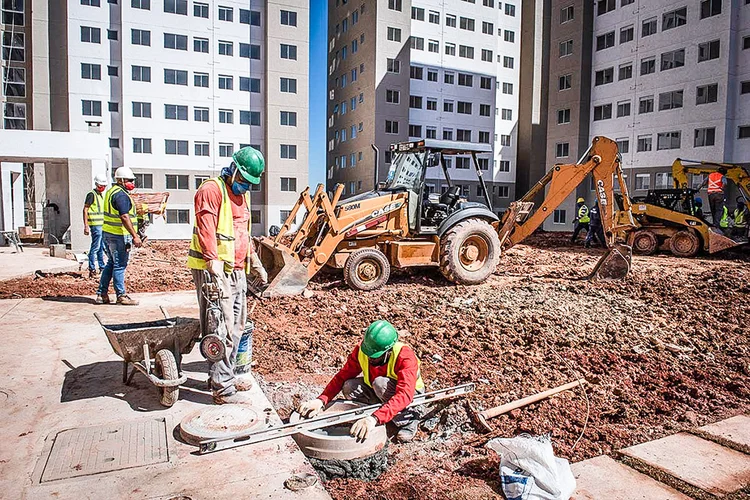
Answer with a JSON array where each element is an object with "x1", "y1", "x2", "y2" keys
[
  {"x1": 361, "y1": 320, "x2": 398, "y2": 358},
  {"x1": 232, "y1": 146, "x2": 265, "y2": 185}
]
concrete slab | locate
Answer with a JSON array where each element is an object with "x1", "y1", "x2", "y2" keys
[
  {"x1": 0, "y1": 292, "x2": 330, "y2": 500},
  {"x1": 571, "y1": 455, "x2": 691, "y2": 500},
  {"x1": 699, "y1": 415, "x2": 750, "y2": 451},
  {"x1": 621, "y1": 433, "x2": 750, "y2": 496},
  {"x1": 0, "y1": 245, "x2": 79, "y2": 281}
]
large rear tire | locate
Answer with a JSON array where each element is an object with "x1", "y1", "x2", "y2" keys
[
  {"x1": 343, "y1": 248, "x2": 391, "y2": 291},
  {"x1": 155, "y1": 349, "x2": 180, "y2": 407},
  {"x1": 632, "y1": 230, "x2": 658, "y2": 255},
  {"x1": 669, "y1": 230, "x2": 700, "y2": 258},
  {"x1": 439, "y1": 218, "x2": 501, "y2": 285}
]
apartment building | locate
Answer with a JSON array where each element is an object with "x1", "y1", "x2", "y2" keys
[
  {"x1": 326, "y1": 0, "x2": 522, "y2": 214},
  {"x1": 544, "y1": 0, "x2": 750, "y2": 230},
  {"x1": 2, "y1": 0, "x2": 309, "y2": 240}
]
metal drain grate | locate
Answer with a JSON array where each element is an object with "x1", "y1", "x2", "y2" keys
[{"x1": 40, "y1": 417, "x2": 169, "y2": 482}]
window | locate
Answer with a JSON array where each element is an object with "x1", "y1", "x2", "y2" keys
[
  {"x1": 556, "y1": 142, "x2": 570, "y2": 158},
  {"x1": 410, "y1": 66, "x2": 423, "y2": 79},
  {"x1": 387, "y1": 27, "x2": 401, "y2": 42},
  {"x1": 700, "y1": 0, "x2": 721, "y2": 19},
  {"x1": 80, "y1": 26, "x2": 101, "y2": 43},
  {"x1": 386, "y1": 89, "x2": 400, "y2": 104},
  {"x1": 595, "y1": 67, "x2": 614, "y2": 85},
  {"x1": 408, "y1": 124, "x2": 422, "y2": 137},
  {"x1": 132, "y1": 65, "x2": 151, "y2": 82},
  {"x1": 619, "y1": 63, "x2": 633, "y2": 80},
  {"x1": 428, "y1": 39, "x2": 439, "y2": 53},
  {"x1": 81, "y1": 63, "x2": 101, "y2": 80},
  {"x1": 81, "y1": 0, "x2": 100, "y2": 5},
  {"x1": 640, "y1": 57, "x2": 655, "y2": 75},
  {"x1": 164, "y1": 68, "x2": 187, "y2": 85},
  {"x1": 281, "y1": 10, "x2": 297, "y2": 26},
  {"x1": 410, "y1": 37, "x2": 424, "y2": 50},
  {"x1": 481, "y1": 49, "x2": 493, "y2": 62},
  {"x1": 133, "y1": 138, "x2": 152, "y2": 153},
  {"x1": 240, "y1": 9, "x2": 260, "y2": 25},
  {"x1": 164, "y1": 33, "x2": 187, "y2": 51},
  {"x1": 280, "y1": 111, "x2": 297, "y2": 126},
  {"x1": 498, "y1": 161, "x2": 511, "y2": 173},
  {"x1": 661, "y1": 49, "x2": 685, "y2": 70},
  {"x1": 426, "y1": 127, "x2": 436, "y2": 139},
  {"x1": 616, "y1": 139, "x2": 630, "y2": 154},
  {"x1": 165, "y1": 140, "x2": 188, "y2": 155},
  {"x1": 165, "y1": 174, "x2": 189, "y2": 189},
  {"x1": 280, "y1": 144, "x2": 297, "y2": 159},
  {"x1": 557, "y1": 108, "x2": 571, "y2": 124},
  {"x1": 132, "y1": 29, "x2": 150, "y2": 46},
  {"x1": 446, "y1": 14, "x2": 456, "y2": 27},
  {"x1": 194, "y1": 72, "x2": 209, "y2": 87},
  {"x1": 193, "y1": 37, "x2": 208, "y2": 53},
  {"x1": 194, "y1": 175, "x2": 209, "y2": 188},
  {"x1": 215, "y1": 40, "x2": 232, "y2": 56},
  {"x1": 505, "y1": 30, "x2": 515, "y2": 43},
  {"x1": 218, "y1": 109, "x2": 233, "y2": 124},
  {"x1": 218, "y1": 6, "x2": 232, "y2": 21},
  {"x1": 500, "y1": 134, "x2": 512, "y2": 146},
  {"x1": 444, "y1": 42, "x2": 456, "y2": 56},
  {"x1": 165, "y1": 209, "x2": 190, "y2": 224},
  {"x1": 164, "y1": 0, "x2": 187, "y2": 14},
  {"x1": 616, "y1": 101, "x2": 631, "y2": 117},
  {"x1": 655, "y1": 172, "x2": 674, "y2": 189},
  {"x1": 593, "y1": 104, "x2": 612, "y2": 121},
  {"x1": 2, "y1": 67, "x2": 24, "y2": 97},
  {"x1": 696, "y1": 83, "x2": 718, "y2": 104},
  {"x1": 239, "y1": 111, "x2": 261, "y2": 126},
  {"x1": 457, "y1": 101, "x2": 473, "y2": 114},
  {"x1": 459, "y1": 45, "x2": 474, "y2": 58},
  {"x1": 385, "y1": 120, "x2": 399, "y2": 134},
  {"x1": 637, "y1": 135, "x2": 652, "y2": 152},
  {"x1": 219, "y1": 143, "x2": 233, "y2": 157},
  {"x1": 280, "y1": 177, "x2": 297, "y2": 192},
  {"x1": 558, "y1": 74, "x2": 571, "y2": 90},
  {"x1": 108, "y1": 66, "x2": 118, "y2": 76},
  {"x1": 597, "y1": 0, "x2": 615, "y2": 15},
  {"x1": 479, "y1": 76, "x2": 492, "y2": 90},
  {"x1": 426, "y1": 98, "x2": 437, "y2": 111},
  {"x1": 193, "y1": 2, "x2": 208, "y2": 17},
  {"x1": 135, "y1": 173, "x2": 153, "y2": 189},
  {"x1": 659, "y1": 90, "x2": 684, "y2": 111},
  {"x1": 110, "y1": 138, "x2": 120, "y2": 149},
  {"x1": 82, "y1": 100, "x2": 102, "y2": 116},
  {"x1": 194, "y1": 107, "x2": 209, "y2": 121},
  {"x1": 443, "y1": 100, "x2": 454, "y2": 112},
  {"x1": 409, "y1": 95, "x2": 423, "y2": 109},
  {"x1": 738, "y1": 126, "x2": 750, "y2": 139},
  {"x1": 218, "y1": 75, "x2": 233, "y2": 90},
  {"x1": 741, "y1": 81, "x2": 750, "y2": 95},
  {"x1": 503, "y1": 56, "x2": 514, "y2": 68},
  {"x1": 458, "y1": 73, "x2": 473, "y2": 87},
  {"x1": 459, "y1": 16, "x2": 475, "y2": 31},
  {"x1": 561, "y1": 5, "x2": 574, "y2": 23},
  {"x1": 456, "y1": 157, "x2": 471, "y2": 170},
  {"x1": 639, "y1": 96, "x2": 654, "y2": 114},
  {"x1": 281, "y1": 78, "x2": 297, "y2": 93},
  {"x1": 165, "y1": 104, "x2": 188, "y2": 120},
  {"x1": 501, "y1": 108, "x2": 513, "y2": 120},
  {"x1": 482, "y1": 21, "x2": 493, "y2": 34},
  {"x1": 744, "y1": 36, "x2": 750, "y2": 51},
  {"x1": 692, "y1": 127, "x2": 716, "y2": 148},
  {"x1": 505, "y1": 3, "x2": 515, "y2": 16},
  {"x1": 132, "y1": 101, "x2": 151, "y2": 117},
  {"x1": 387, "y1": 58, "x2": 401, "y2": 73},
  {"x1": 663, "y1": 7, "x2": 687, "y2": 30},
  {"x1": 553, "y1": 210, "x2": 566, "y2": 224},
  {"x1": 457, "y1": 129, "x2": 472, "y2": 142},
  {"x1": 411, "y1": 6, "x2": 424, "y2": 20},
  {"x1": 429, "y1": 10, "x2": 439, "y2": 23},
  {"x1": 388, "y1": 0, "x2": 402, "y2": 10},
  {"x1": 642, "y1": 18, "x2": 657, "y2": 37},
  {"x1": 635, "y1": 173, "x2": 650, "y2": 190},
  {"x1": 596, "y1": 31, "x2": 615, "y2": 51},
  {"x1": 240, "y1": 44, "x2": 261, "y2": 59},
  {"x1": 559, "y1": 40, "x2": 573, "y2": 57},
  {"x1": 657, "y1": 131, "x2": 681, "y2": 150},
  {"x1": 620, "y1": 25, "x2": 634, "y2": 44},
  {"x1": 698, "y1": 40, "x2": 720, "y2": 62},
  {"x1": 622, "y1": 0, "x2": 634, "y2": 5},
  {"x1": 503, "y1": 82, "x2": 514, "y2": 94}
]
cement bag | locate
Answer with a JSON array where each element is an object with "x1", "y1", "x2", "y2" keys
[{"x1": 486, "y1": 434, "x2": 575, "y2": 500}]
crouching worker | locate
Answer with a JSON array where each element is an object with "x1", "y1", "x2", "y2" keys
[{"x1": 298, "y1": 320, "x2": 424, "y2": 443}]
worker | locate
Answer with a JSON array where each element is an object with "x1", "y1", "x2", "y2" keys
[
  {"x1": 187, "y1": 147, "x2": 268, "y2": 405},
  {"x1": 584, "y1": 203, "x2": 605, "y2": 248},
  {"x1": 706, "y1": 167, "x2": 727, "y2": 227},
  {"x1": 571, "y1": 197, "x2": 590, "y2": 244},
  {"x1": 96, "y1": 167, "x2": 142, "y2": 306},
  {"x1": 83, "y1": 174, "x2": 108, "y2": 278},
  {"x1": 719, "y1": 205, "x2": 730, "y2": 234},
  {"x1": 692, "y1": 196, "x2": 705, "y2": 220},
  {"x1": 732, "y1": 197, "x2": 748, "y2": 239},
  {"x1": 298, "y1": 320, "x2": 425, "y2": 443}
]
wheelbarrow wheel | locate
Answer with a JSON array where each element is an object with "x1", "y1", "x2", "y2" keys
[{"x1": 155, "y1": 349, "x2": 179, "y2": 407}]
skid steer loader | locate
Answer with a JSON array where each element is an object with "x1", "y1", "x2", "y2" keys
[{"x1": 254, "y1": 136, "x2": 635, "y2": 297}]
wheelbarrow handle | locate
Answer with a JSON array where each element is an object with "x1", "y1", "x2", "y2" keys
[
  {"x1": 159, "y1": 306, "x2": 171, "y2": 320},
  {"x1": 93, "y1": 312, "x2": 105, "y2": 327}
]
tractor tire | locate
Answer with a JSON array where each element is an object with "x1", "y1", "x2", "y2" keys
[
  {"x1": 155, "y1": 349, "x2": 180, "y2": 407},
  {"x1": 632, "y1": 230, "x2": 658, "y2": 255},
  {"x1": 669, "y1": 230, "x2": 700, "y2": 258},
  {"x1": 439, "y1": 218, "x2": 501, "y2": 285},
  {"x1": 343, "y1": 248, "x2": 391, "y2": 291}
]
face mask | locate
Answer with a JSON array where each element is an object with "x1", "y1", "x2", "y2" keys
[
  {"x1": 123, "y1": 181, "x2": 136, "y2": 191},
  {"x1": 95, "y1": 185, "x2": 106, "y2": 193},
  {"x1": 231, "y1": 181, "x2": 249, "y2": 196}
]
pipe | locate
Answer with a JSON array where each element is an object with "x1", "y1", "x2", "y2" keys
[{"x1": 371, "y1": 144, "x2": 379, "y2": 188}]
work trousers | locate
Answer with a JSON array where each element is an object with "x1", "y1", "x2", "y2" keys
[
  {"x1": 708, "y1": 192, "x2": 725, "y2": 227},
  {"x1": 342, "y1": 376, "x2": 423, "y2": 427},
  {"x1": 88, "y1": 225, "x2": 106, "y2": 271},
  {"x1": 97, "y1": 233, "x2": 131, "y2": 297},
  {"x1": 571, "y1": 221, "x2": 589, "y2": 242},
  {"x1": 192, "y1": 269, "x2": 247, "y2": 397},
  {"x1": 585, "y1": 224, "x2": 605, "y2": 247}
]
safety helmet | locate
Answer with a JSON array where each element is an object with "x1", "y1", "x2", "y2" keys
[
  {"x1": 577, "y1": 197, "x2": 585, "y2": 203},
  {"x1": 737, "y1": 196, "x2": 745, "y2": 204},
  {"x1": 361, "y1": 320, "x2": 398, "y2": 358},
  {"x1": 232, "y1": 147, "x2": 265, "y2": 185},
  {"x1": 114, "y1": 166, "x2": 135, "y2": 180},
  {"x1": 94, "y1": 174, "x2": 108, "y2": 186},
  {"x1": 694, "y1": 196, "x2": 703, "y2": 205}
]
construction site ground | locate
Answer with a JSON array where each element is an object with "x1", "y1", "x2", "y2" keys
[{"x1": 0, "y1": 235, "x2": 748, "y2": 499}]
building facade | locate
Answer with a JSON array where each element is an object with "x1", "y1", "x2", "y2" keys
[{"x1": 326, "y1": 0, "x2": 522, "y2": 214}]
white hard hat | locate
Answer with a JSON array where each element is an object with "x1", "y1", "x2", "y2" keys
[
  {"x1": 114, "y1": 166, "x2": 135, "y2": 180},
  {"x1": 94, "y1": 174, "x2": 108, "y2": 185}
]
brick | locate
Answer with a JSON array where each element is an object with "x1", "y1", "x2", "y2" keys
[{"x1": 699, "y1": 415, "x2": 750, "y2": 450}]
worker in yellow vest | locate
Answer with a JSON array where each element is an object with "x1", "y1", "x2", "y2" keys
[
  {"x1": 733, "y1": 197, "x2": 749, "y2": 239},
  {"x1": 96, "y1": 167, "x2": 142, "y2": 306},
  {"x1": 298, "y1": 320, "x2": 426, "y2": 443},
  {"x1": 187, "y1": 146, "x2": 268, "y2": 405},
  {"x1": 571, "y1": 197, "x2": 590, "y2": 243},
  {"x1": 83, "y1": 174, "x2": 108, "y2": 278}
]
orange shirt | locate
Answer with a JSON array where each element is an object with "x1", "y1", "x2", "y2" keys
[{"x1": 194, "y1": 179, "x2": 250, "y2": 269}]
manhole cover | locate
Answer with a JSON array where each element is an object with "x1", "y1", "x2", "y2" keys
[
  {"x1": 179, "y1": 405, "x2": 263, "y2": 446},
  {"x1": 39, "y1": 418, "x2": 169, "y2": 482}
]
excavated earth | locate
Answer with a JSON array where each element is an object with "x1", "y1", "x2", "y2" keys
[{"x1": 2, "y1": 235, "x2": 749, "y2": 499}]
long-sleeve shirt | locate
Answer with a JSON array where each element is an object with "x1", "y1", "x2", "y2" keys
[
  {"x1": 318, "y1": 344, "x2": 420, "y2": 424},
  {"x1": 194, "y1": 179, "x2": 251, "y2": 269}
]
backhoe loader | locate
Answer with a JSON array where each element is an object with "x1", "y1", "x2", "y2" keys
[{"x1": 254, "y1": 136, "x2": 634, "y2": 297}]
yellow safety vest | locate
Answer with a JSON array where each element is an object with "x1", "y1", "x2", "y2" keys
[
  {"x1": 734, "y1": 208, "x2": 748, "y2": 228},
  {"x1": 102, "y1": 185, "x2": 137, "y2": 236},
  {"x1": 358, "y1": 342, "x2": 425, "y2": 392},
  {"x1": 577, "y1": 205, "x2": 590, "y2": 223},
  {"x1": 720, "y1": 206, "x2": 729, "y2": 228},
  {"x1": 87, "y1": 190, "x2": 104, "y2": 227},
  {"x1": 186, "y1": 177, "x2": 250, "y2": 273}
]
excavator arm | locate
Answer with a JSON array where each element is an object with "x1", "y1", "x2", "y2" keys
[
  {"x1": 672, "y1": 159, "x2": 750, "y2": 199},
  {"x1": 495, "y1": 136, "x2": 636, "y2": 279}
]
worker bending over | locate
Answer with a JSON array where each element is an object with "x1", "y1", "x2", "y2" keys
[
  {"x1": 571, "y1": 197, "x2": 590, "y2": 244},
  {"x1": 299, "y1": 320, "x2": 424, "y2": 443},
  {"x1": 187, "y1": 147, "x2": 268, "y2": 405},
  {"x1": 83, "y1": 174, "x2": 108, "y2": 278}
]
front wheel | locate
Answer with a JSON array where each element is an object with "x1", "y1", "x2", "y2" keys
[
  {"x1": 669, "y1": 230, "x2": 700, "y2": 258},
  {"x1": 632, "y1": 230, "x2": 658, "y2": 255},
  {"x1": 439, "y1": 219, "x2": 501, "y2": 285},
  {"x1": 155, "y1": 349, "x2": 179, "y2": 407},
  {"x1": 343, "y1": 248, "x2": 391, "y2": 291}
]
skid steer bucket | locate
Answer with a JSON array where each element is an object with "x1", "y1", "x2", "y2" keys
[
  {"x1": 588, "y1": 243, "x2": 632, "y2": 281},
  {"x1": 251, "y1": 237, "x2": 310, "y2": 298}
]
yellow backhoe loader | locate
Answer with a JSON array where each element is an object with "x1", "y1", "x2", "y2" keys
[{"x1": 255, "y1": 136, "x2": 635, "y2": 297}]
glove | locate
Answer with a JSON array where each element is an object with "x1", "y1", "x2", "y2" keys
[
  {"x1": 298, "y1": 398, "x2": 324, "y2": 419},
  {"x1": 248, "y1": 253, "x2": 268, "y2": 284},
  {"x1": 350, "y1": 416, "x2": 377, "y2": 440},
  {"x1": 207, "y1": 259, "x2": 225, "y2": 277}
]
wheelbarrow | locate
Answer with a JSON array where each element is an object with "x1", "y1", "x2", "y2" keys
[{"x1": 95, "y1": 307, "x2": 201, "y2": 407}]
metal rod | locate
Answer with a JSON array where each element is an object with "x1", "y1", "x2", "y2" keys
[{"x1": 198, "y1": 383, "x2": 475, "y2": 454}]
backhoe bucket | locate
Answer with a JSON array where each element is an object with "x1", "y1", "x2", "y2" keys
[
  {"x1": 588, "y1": 243, "x2": 632, "y2": 281},
  {"x1": 253, "y1": 238, "x2": 310, "y2": 298}
]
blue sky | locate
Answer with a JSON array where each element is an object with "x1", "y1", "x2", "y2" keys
[{"x1": 308, "y1": 0, "x2": 327, "y2": 188}]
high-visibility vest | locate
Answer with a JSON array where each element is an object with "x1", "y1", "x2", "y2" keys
[
  {"x1": 86, "y1": 190, "x2": 104, "y2": 227},
  {"x1": 358, "y1": 341, "x2": 425, "y2": 392},
  {"x1": 707, "y1": 172, "x2": 724, "y2": 194},
  {"x1": 577, "y1": 204, "x2": 590, "y2": 223},
  {"x1": 734, "y1": 208, "x2": 748, "y2": 228},
  {"x1": 186, "y1": 177, "x2": 250, "y2": 273},
  {"x1": 102, "y1": 185, "x2": 137, "y2": 236},
  {"x1": 720, "y1": 206, "x2": 729, "y2": 228}
]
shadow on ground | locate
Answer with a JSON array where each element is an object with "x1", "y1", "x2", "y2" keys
[{"x1": 42, "y1": 296, "x2": 97, "y2": 304}]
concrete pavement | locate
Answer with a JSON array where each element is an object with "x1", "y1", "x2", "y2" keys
[{"x1": 0, "y1": 245, "x2": 79, "y2": 281}]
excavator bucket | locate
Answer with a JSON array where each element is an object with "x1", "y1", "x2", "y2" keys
[
  {"x1": 588, "y1": 243, "x2": 632, "y2": 281},
  {"x1": 251, "y1": 237, "x2": 310, "y2": 298}
]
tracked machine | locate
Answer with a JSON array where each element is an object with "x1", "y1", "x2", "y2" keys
[{"x1": 255, "y1": 136, "x2": 635, "y2": 296}]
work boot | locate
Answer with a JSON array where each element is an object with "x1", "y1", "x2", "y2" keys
[
  {"x1": 116, "y1": 294, "x2": 139, "y2": 306},
  {"x1": 95, "y1": 294, "x2": 110, "y2": 304},
  {"x1": 234, "y1": 375, "x2": 254, "y2": 392},
  {"x1": 213, "y1": 391, "x2": 254, "y2": 405},
  {"x1": 395, "y1": 420, "x2": 419, "y2": 443}
]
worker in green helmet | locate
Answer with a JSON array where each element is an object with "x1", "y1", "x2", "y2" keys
[
  {"x1": 298, "y1": 320, "x2": 426, "y2": 443},
  {"x1": 187, "y1": 146, "x2": 268, "y2": 405}
]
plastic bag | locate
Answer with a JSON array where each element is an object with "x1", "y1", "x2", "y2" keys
[{"x1": 486, "y1": 434, "x2": 576, "y2": 500}]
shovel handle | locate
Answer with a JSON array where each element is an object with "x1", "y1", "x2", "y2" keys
[{"x1": 480, "y1": 379, "x2": 585, "y2": 420}]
